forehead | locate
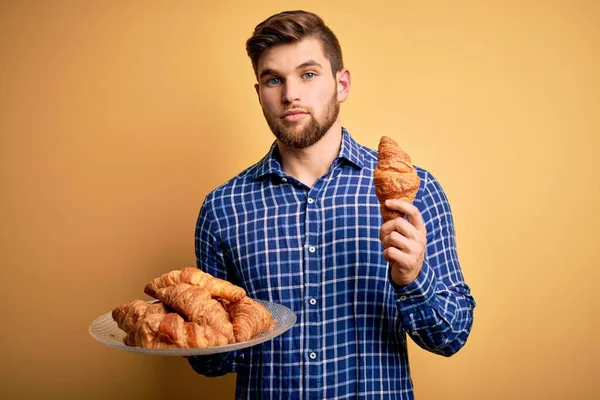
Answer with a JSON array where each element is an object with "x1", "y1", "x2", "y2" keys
[{"x1": 257, "y1": 37, "x2": 331, "y2": 74}]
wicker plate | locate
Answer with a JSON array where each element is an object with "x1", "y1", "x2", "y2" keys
[{"x1": 89, "y1": 300, "x2": 296, "y2": 356}]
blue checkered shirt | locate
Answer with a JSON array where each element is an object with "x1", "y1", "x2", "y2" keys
[{"x1": 188, "y1": 128, "x2": 475, "y2": 399}]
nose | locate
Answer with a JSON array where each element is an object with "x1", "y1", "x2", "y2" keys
[{"x1": 282, "y1": 79, "x2": 301, "y2": 104}]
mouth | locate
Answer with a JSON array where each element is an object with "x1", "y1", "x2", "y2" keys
[{"x1": 281, "y1": 109, "x2": 308, "y2": 121}]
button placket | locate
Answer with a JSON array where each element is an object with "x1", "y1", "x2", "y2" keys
[{"x1": 303, "y1": 182, "x2": 324, "y2": 390}]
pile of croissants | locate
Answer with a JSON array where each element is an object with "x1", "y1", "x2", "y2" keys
[{"x1": 111, "y1": 267, "x2": 275, "y2": 349}]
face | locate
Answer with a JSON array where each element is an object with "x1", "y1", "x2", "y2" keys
[{"x1": 255, "y1": 38, "x2": 348, "y2": 149}]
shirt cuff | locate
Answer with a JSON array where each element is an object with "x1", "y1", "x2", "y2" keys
[
  {"x1": 187, "y1": 350, "x2": 242, "y2": 376},
  {"x1": 388, "y1": 258, "x2": 436, "y2": 309}
]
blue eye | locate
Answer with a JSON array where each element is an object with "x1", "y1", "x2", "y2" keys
[
  {"x1": 267, "y1": 77, "x2": 282, "y2": 85},
  {"x1": 303, "y1": 72, "x2": 316, "y2": 79}
]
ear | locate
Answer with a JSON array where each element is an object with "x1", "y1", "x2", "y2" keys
[
  {"x1": 336, "y1": 68, "x2": 351, "y2": 103},
  {"x1": 254, "y1": 83, "x2": 261, "y2": 104}
]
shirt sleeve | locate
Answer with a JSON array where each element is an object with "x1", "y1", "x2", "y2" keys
[
  {"x1": 388, "y1": 171, "x2": 476, "y2": 356},
  {"x1": 187, "y1": 195, "x2": 242, "y2": 376}
]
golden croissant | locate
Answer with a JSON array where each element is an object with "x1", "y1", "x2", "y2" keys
[
  {"x1": 154, "y1": 283, "x2": 236, "y2": 344},
  {"x1": 111, "y1": 300, "x2": 230, "y2": 349},
  {"x1": 144, "y1": 267, "x2": 246, "y2": 302},
  {"x1": 112, "y1": 300, "x2": 168, "y2": 343},
  {"x1": 373, "y1": 136, "x2": 421, "y2": 222},
  {"x1": 227, "y1": 296, "x2": 276, "y2": 342}
]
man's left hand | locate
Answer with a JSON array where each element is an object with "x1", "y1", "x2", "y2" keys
[{"x1": 379, "y1": 199, "x2": 427, "y2": 287}]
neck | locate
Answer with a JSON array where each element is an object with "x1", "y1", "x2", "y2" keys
[{"x1": 277, "y1": 121, "x2": 343, "y2": 188}]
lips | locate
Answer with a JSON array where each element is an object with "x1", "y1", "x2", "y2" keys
[{"x1": 281, "y1": 109, "x2": 308, "y2": 121}]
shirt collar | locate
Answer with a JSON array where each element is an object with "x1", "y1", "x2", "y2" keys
[
  {"x1": 338, "y1": 127, "x2": 365, "y2": 169},
  {"x1": 253, "y1": 127, "x2": 365, "y2": 181}
]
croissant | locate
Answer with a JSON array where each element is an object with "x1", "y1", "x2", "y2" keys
[
  {"x1": 227, "y1": 297, "x2": 275, "y2": 342},
  {"x1": 154, "y1": 283, "x2": 236, "y2": 344},
  {"x1": 144, "y1": 267, "x2": 246, "y2": 303},
  {"x1": 373, "y1": 136, "x2": 421, "y2": 222},
  {"x1": 112, "y1": 300, "x2": 169, "y2": 343},
  {"x1": 111, "y1": 300, "x2": 230, "y2": 349}
]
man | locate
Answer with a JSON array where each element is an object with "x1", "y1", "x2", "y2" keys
[{"x1": 188, "y1": 10, "x2": 475, "y2": 400}]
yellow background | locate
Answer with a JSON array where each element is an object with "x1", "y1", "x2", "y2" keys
[{"x1": 1, "y1": 1, "x2": 598, "y2": 399}]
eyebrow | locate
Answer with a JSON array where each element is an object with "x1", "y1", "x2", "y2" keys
[{"x1": 258, "y1": 60, "x2": 323, "y2": 80}]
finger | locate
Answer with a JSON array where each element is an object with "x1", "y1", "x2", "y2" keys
[
  {"x1": 380, "y1": 217, "x2": 415, "y2": 241},
  {"x1": 383, "y1": 231, "x2": 423, "y2": 259},
  {"x1": 381, "y1": 231, "x2": 411, "y2": 251},
  {"x1": 379, "y1": 217, "x2": 399, "y2": 241},
  {"x1": 384, "y1": 199, "x2": 414, "y2": 213},
  {"x1": 406, "y1": 207, "x2": 426, "y2": 233},
  {"x1": 388, "y1": 216, "x2": 420, "y2": 240},
  {"x1": 385, "y1": 199, "x2": 425, "y2": 232},
  {"x1": 383, "y1": 246, "x2": 414, "y2": 267}
]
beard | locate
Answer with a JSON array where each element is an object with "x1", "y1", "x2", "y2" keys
[{"x1": 263, "y1": 90, "x2": 340, "y2": 149}]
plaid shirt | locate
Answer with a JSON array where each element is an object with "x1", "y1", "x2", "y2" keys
[{"x1": 188, "y1": 128, "x2": 475, "y2": 400}]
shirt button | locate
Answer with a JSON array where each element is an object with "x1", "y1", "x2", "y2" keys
[
  {"x1": 411, "y1": 331, "x2": 418, "y2": 336},
  {"x1": 309, "y1": 298, "x2": 317, "y2": 305},
  {"x1": 307, "y1": 198, "x2": 314, "y2": 204},
  {"x1": 308, "y1": 246, "x2": 316, "y2": 253},
  {"x1": 400, "y1": 295, "x2": 407, "y2": 301},
  {"x1": 281, "y1": 177, "x2": 288, "y2": 183},
  {"x1": 309, "y1": 352, "x2": 317, "y2": 360}
]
